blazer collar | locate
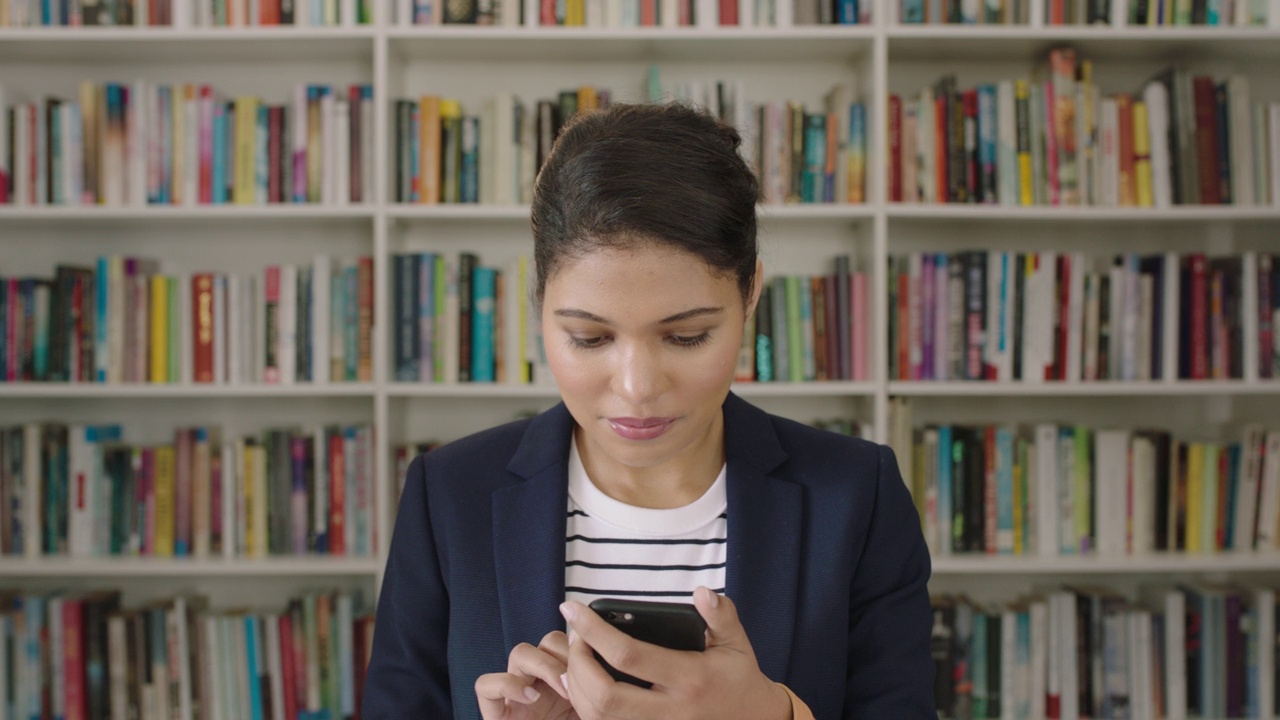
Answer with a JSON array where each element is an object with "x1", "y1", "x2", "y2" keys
[{"x1": 492, "y1": 393, "x2": 800, "y2": 681}]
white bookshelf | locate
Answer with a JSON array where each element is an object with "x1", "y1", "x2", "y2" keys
[{"x1": 1, "y1": 2, "x2": 1278, "y2": 616}]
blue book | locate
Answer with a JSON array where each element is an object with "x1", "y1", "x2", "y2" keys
[
  {"x1": 978, "y1": 84, "x2": 998, "y2": 203},
  {"x1": 996, "y1": 427, "x2": 1014, "y2": 554},
  {"x1": 212, "y1": 105, "x2": 225, "y2": 204},
  {"x1": 837, "y1": 0, "x2": 859, "y2": 23},
  {"x1": 95, "y1": 258, "x2": 108, "y2": 381},
  {"x1": 394, "y1": 255, "x2": 419, "y2": 381},
  {"x1": 798, "y1": 275, "x2": 815, "y2": 380},
  {"x1": 937, "y1": 425, "x2": 953, "y2": 548},
  {"x1": 158, "y1": 85, "x2": 171, "y2": 204},
  {"x1": 801, "y1": 114, "x2": 825, "y2": 203},
  {"x1": 901, "y1": 0, "x2": 924, "y2": 21},
  {"x1": 245, "y1": 615, "x2": 264, "y2": 720},
  {"x1": 344, "y1": 266, "x2": 358, "y2": 381},
  {"x1": 461, "y1": 116, "x2": 479, "y2": 203},
  {"x1": 471, "y1": 267, "x2": 496, "y2": 382},
  {"x1": 24, "y1": 595, "x2": 43, "y2": 720}
]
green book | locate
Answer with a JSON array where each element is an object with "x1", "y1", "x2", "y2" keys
[{"x1": 786, "y1": 276, "x2": 803, "y2": 383}]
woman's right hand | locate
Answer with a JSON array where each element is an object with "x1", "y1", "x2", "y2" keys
[{"x1": 476, "y1": 631, "x2": 579, "y2": 720}]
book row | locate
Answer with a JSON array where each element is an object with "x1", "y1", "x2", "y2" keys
[
  {"x1": 889, "y1": 53, "x2": 1280, "y2": 207},
  {"x1": 930, "y1": 585, "x2": 1277, "y2": 720},
  {"x1": 887, "y1": 406, "x2": 1280, "y2": 558},
  {"x1": 393, "y1": 81, "x2": 868, "y2": 206},
  {"x1": 0, "y1": 0, "x2": 374, "y2": 26},
  {"x1": 0, "y1": 82, "x2": 375, "y2": 208},
  {"x1": 886, "y1": 250, "x2": 1280, "y2": 383},
  {"x1": 0, "y1": 422, "x2": 377, "y2": 558},
  {"x1": 899, "y1": 0, "x2": 1279, "y2": 24},
  {"x1": 393, "y1": 0, "x2": 868, "y2": 26},
  {"x1": 0, "y1": 255, "x2": 376, "y2": 385},
  {"x1": 0, "y1": 589, "x2": 372, "y2": 720}
]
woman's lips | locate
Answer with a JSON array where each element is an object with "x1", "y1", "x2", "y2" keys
[{"x1": 607, "y1": 417, "x2": 676, "y2": 441}]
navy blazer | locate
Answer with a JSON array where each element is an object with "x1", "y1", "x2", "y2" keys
[{"x1": 362, "y1": 393, "x2": 935, "y2": 719}]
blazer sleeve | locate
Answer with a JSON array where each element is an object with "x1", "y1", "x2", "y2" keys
[
  {"x1": 843, "y1": 444, "x2": 936, "y2": 717},
  {"x1": 361, "y1": 453, "x2": 453, "y2": 718}
]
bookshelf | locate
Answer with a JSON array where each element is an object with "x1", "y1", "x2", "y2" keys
[{"x1": 2, "y1": 2, "x2": 1279, "y2": 716}]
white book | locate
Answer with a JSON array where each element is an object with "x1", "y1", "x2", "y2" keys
[
  {"x1": 60, "y1": 103, "x2": 77, "y2": 205},
  {"x1": 1137, "y1": 272, "x2": 1153, "y2": 381},
  {"x1": 519, "y1": 98, "x2": 537, "y2": 203},
  {"x1": 342, "y1": 0, "x2": 356, "y2": 24},
  {"x1": 499, "y1": 0, "x2": 523, "y2": 25},
  {"x1": 109, "y1": 614, "x2": 129, "y2": 720},
  {"x1": 1141, "y1": 82, "x2": 1172, "y2": 208},
  {"x1": 279, "y1": 265, "x2": 298, "y2": 384},
  {"x1": 229, "y1": 617, "x2": 250, "y2": 718},
  {"x1": 1258, "y1": 589, "x2": 1276, "y2": 719},
  {"x1": 312, "y1": 255, "x2": 332, "y2": 384},
  {"x1": 661, "y1": 0, "x2": 680, "y2": 25},
  {"x1": 213, "y1": 275, "x2": 228, "y2": 384},
  {"x1": 1035, "y1": 424, "x2": 1059, "y2": 557},
  {"x1": 227, "y1": 275, "x2": 243, "y2": 385},
  {"x1": 396, "y1": 0, "x2": 411, "y2": 24},
  {"x1": 696, "y1": 0, "x2": 716, "y2": 26},
  {"x1": 203, "y1": 615, "x2": 223, "y2": 720},
  {"x1": 1029, "y1": 600, "x2": 1047, "y2": 720},
  {"x1": 334, "y1": 98, "x2": 350, "y2": 204},
  {"x1": 1227, "y1": 76, "x2": 1255, "y2": 205},
  {"x1": 1130, "y1": 434, "x2": 1156, "y2": 555},
  {"x1": 265, "y1": 614, "x2": 287, "y2": 720},
  {"x1": 1235, "y1": 426, "x2": 1264, "y2": 551},
  {"x1": 1164, "y1": 591, "x2": 1187, "y2": 720},
  {"x1": 1161, "y1": 252, "x2": 1180, "y2": 381},
  {"x1": 1243, "y1": 252, "x2": 1259, "y2": 381},
  {"x1": 739, "y1": 0, "x2": 753, "y2": 25},
  {"x1": 1065, "y1": 252, "x2": 1085, "y2": 382},
  {"x1": 67, "y1": 425, "x2": 111, "y2": 557},
  {"x1": 918, "y1": 88, "x2": 936, "y2": 203},
  {"x1": 1094, "y1": 430, "x2": 1129, "y2": 556},
  {"x1": 1099, "y1": 96, "x2": 1119, "y2": 206},
  {"x1": 1255, "y1": 431, "x2": 1280, "y2": 549},
  {"x1": 775, "y1": 0, "x2": 793, "y2": 24},
  {"x1": 1026, "y1": 252, "x2": 1057, "y2": 383}
]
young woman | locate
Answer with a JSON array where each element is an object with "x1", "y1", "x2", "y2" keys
[{"x1": 362, "y1": 103, "x2": 935, "y2": 720}]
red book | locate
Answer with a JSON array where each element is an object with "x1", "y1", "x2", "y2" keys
[
  {"x1": 641, "y1": 0, "x2": 658, "y2": 25},
  {"x1": 963, "y1": 89, "x2": 979, "y2": 203},
  {"x1": 279, "y1": 614, "x2": 298, "y2": 720},
  {"x1": 1192, "y1": 76, "x2": 1221, "y2": 205},
  {"x1": 267, "y1": 106, "x2": 282, "y2": 204},
  {"x1": 199, "y1": 85, "x2": 213, "y2": 204},
  {"x1": 681, "y1": 0, "x2": 694, "y2": 24},
  {"x1": 357, "y1": 256, "x2": 374, "y2": 382},
  {"x1": 719, "y1": 0, "x2": 738, "y2": 24},
  {"x1": 1215, "y1": 447, "x2": 1229, "y2": 550},
  {"x1": 330, "y1": 431, "x2": 346, "y2": 556},
  {"x1": 983, "y1": 427, "x2": 997, "y2": 554},
  {"x1": 888, "y1": 94, "x2": 902, "y2": 203},
  {"x1": 935, "y1": 94, "x2": 947, "y2": 203},
  {"x1": 192, "y1": 273, "x2": 215, "y2": 383},
  {"x1": 1189, "y1": 254, "x2": 1209, "y2": 379},
  {"x1": 1055, "y1": 255, "x2": 1071, "y2": 381},
  {"x1": 63, "y1": 598, "x2": 87, "y2": 720},
  {"x1": 540, "y1": 0, "x2": 556, "y2": 24}
]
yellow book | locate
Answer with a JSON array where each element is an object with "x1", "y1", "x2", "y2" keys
[
  {"x1": 440, "y1": 100, "x2": 463, "y2": 204},
  {"x1": 419, "y1": 96, "x2": 442, "y2": 205},
  {"x1": 234, "y1": 96, "x2": 259, "y2": 205},
  {"x1": 172, "y1": 85, "x2": 187, "y2": 205},
  {"x1": 79, "y1": 82, "x2": 98, "y2": 205},
  {"x1": 577, "y1": 86, "x2": 598, "y2": 114},
  {"x1": 154, "y1": 444, "x2": 176, "y2": 557},
  {"x1": 567, "y1": 0, "x2": 585, "y2": 24},
  {"x1": 1186, "y1": 442, "x2": 1204, "y2": 553},
  {"x1": 1133, "y1": 101, "x2": 1154, "y2": 207},
  {"x1": 1015, "y1": 80, "x2": 1033, "y2": 207},
  {"x1": 308, "y1": 89, "x2": 323, "y2": 203},
  {"x1": 150, "y1": 275, "x2": 168, "y2": 383},
  {"x1": 1012, "y1": 438, "x2": 1025, "y2": 555}
]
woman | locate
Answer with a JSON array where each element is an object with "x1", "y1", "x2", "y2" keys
[{"x1": 362, "y1": 102, "x2": 934, "y2": 720}]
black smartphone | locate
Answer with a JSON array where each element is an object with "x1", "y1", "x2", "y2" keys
[{"x1": 587, "y1": 598, "x2": 707, "y2": 688}]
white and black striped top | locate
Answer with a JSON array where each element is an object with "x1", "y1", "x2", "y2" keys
[{"x1": 564, "y1": 438, "x2": 728, "y2": 606}]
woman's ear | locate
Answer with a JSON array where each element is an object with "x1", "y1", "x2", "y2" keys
[{"x1": 745, "y1": 259, "x2": 765, "y2": 321}]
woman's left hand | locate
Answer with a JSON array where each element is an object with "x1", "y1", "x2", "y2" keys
[{"x1": 558, "y1": 586, "x2": 792, "y2": 720}]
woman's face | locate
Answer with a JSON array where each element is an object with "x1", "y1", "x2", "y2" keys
[{"x1": 542, "y1": 242, "x2": 758, "y2": 471}]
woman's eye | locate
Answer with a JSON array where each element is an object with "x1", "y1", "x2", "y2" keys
[
  {"x1": 670, "y1": 333, "x2": 711, "y2": 348},
  {"x1": 569, "y1": 336, "x2": 608, "y2": 349}
]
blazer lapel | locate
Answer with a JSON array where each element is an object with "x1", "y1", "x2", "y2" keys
[
  {"x1": 492, "y1": 402, "x2": 575, "y2": 651},
  {"x1": 721, "y1": 393, "x2": 801, "y2": 683}
]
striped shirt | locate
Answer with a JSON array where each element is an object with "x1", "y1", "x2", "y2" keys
[{"x1": 564, "y1": 437, "x2": 728, "y2": 606}]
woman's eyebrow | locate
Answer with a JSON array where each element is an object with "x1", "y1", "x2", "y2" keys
[{"x1": 551, "y1": 306, "x2": 723, "y2": 325}]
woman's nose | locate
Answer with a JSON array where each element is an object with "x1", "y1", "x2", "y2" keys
[{"x1": 612, "y1": 342, "x2": 666, "y2": 405}]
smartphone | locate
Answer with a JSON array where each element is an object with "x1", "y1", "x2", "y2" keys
[{"x1": 587, "y1": 598, "x2": 707, "y2": 688}]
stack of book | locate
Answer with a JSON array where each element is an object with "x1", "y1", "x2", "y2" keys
[
  {"x1": 887, "y1": 250, "x2": 1280, "y2": 383},
  {"x1": 0, "y1": 0, "x2": 376, "y2": 26},
  {"x1": 0, "y1": 255, "x2": 375, "y2": 385},
  {"x1": 0, "y1": 590, "x2": 374, "y2": 720},
  {"x1": 0, "y1": 82, "x2": 375, "y2": 208},
  {"x1": 898, "y1": 0, "x2": 1031, "y2": 23},
  {"x1": 888, "y1": 51, "x2": 1280, "y2": 207},
  {"x1": 0, "y1": 421, "x2": 377, "y2": 558},
  {"x1": 888, "y1": 407, "x2": 1280, "y2": 558},
  {"x1": 394, "y1": 0, "x2": 867, "y2": 26},
  {"x1": 930, "y1": 586, "x2": 1277, "y2": 720}
]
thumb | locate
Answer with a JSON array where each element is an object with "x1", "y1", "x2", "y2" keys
[{"x1": 693, "y1": 586, "x2": 750, "y2": 650}]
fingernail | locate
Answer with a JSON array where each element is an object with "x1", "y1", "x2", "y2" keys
[
  {"x1": 523, "y1": 687, "x2": 540, "y2": 702},
  {"x1": 701, "y1": 586, "x2": 719, "y2": 608},
  {"x1": 559, "y1": 601, "x2": 577, "y2": 622},
  {"x1": 560, "y1": 673, "x2": 569, "y2": 693}
]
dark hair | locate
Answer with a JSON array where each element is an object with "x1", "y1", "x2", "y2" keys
[{"x1": 531, "y1": 102, "x2": 759, "y2": 307}]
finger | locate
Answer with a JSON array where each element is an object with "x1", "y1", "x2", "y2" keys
[
  {"x1": 507, "y1": 641, "x2": 570, "y2": 700},
  {"x1": 692, "y1": 586, "x2": 751, "y2": 651},
  {"x1": 560, "y1": 600, "x2": 683, "y2": 687},
  {"x1": 475, "y1": 672, "x2": 542, "y2": 719},
  {"x1": 565, "y1": 623, "x2": 659, "y2": 718},
  {"x1": 538, "y1": 630, "x2": 570, "y2": 664}
]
